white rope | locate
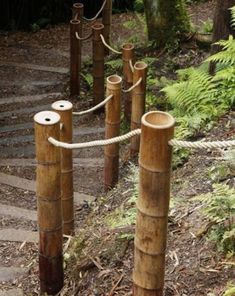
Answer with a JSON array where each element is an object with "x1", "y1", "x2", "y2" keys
[
  {"x1": 82, "y1": 0, "x2": 107, "y2": 22},
  {"x1": 169, "y1": 139, "x2": 235, "y2": 149},
  {"x1": 48, "y1": 129, "x2": 141, "y2": 149},
  {"x1": 100, "y1": 34, "x2": 122, "y2": 55},
  {"x1": 129, "y1": 60, "x2": 134, "y2": 73},
  {"x1": 73, "y1": 94, "x2": 113, "y2": 115},
  {"x1": 122, "y1": 77, "x2": 142, "y2": 93},
  {"x1": 75, "y1": 31, "x2": 93, "y2": 41}
]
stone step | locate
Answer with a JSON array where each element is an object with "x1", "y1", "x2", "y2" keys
[
  {"x1": 0, "y1": 92, "x2": 61, "y2": 106},
  {"x1": 0, "y1": 267, "x2": 28, "y2": 283},
  {"x1": 0, "y1": 127, "x2": 105, "y2": 145},
  {"x1": 0, "y1": 158, "x2": 103, "y2": 168},
  {"x1": 0, "y1": 229, "x2": 37, "y2": 243},
  {"x1": 0, "y1": 104, "x2": 51, "y2": 120},
  {"x1": 0, "y1": 172, "x2": 95, "y2": 204},
  {"x1": 0, "y1": 204, "x2": 37, "y2": 221},
  {"x1": 0, "y1": 288, "x2": 24, "y2": 296},
  {"x1": 0, "y1": 61, "x2": 68, "y2": 74}
]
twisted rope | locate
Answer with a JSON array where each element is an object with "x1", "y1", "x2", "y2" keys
[
  {"x1": 129, "y1": 60, "x2": 134, "y2": 73},
  {"x1": 82, "y1": 0, "x2": 107, "y2": 22},
  {"x1": 122, "y1": 77, "x2": 142, "y2": 93},
  {"x1": 100, "y1": 34, "x2": 122, "y2": 55},
  {"x1": 48, "y1": 129, "x2": 141, "y2": 149},
  {"x1": 73, "y1": 94, "x2": 113, "y2": 115},
  {"x1": 75, "y1": 31, "x2": 93, "y2": 41},
  {"x1": 169, "y1": 139, "x2": 235, "y2": 149}
]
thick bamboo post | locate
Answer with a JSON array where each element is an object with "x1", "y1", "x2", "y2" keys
[
  {"x1": 102, "y1": 0, "x2": 112, "y2": 55},
  {"x1": 104, "y1": 75, "x2": 122, "y2": 190},
  {"x1": 70, "y1": 19, "x2": 81, "y2": 97},
  {"x1": 52, "y1": 101, "x2": 74, "y2": 236},
  {"x1": 130, "y1": 61, "x2": 148, "y2": 157},
  {"x1": 122, "y1": 43, "x2": 135, "y2": 123},
  {"x1": 92, "y1": 22, "x2": 105, "y2": 111},
  {"x1": 34, "y1": 111, "x2": 63, "y2": 295},
  {"x1": 133, "y1": 111, "x2": 175, "y2": 296}
]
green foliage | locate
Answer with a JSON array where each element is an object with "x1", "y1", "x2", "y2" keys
[
  {"x1": 200, "y1": 18, "x2": 213, "y2": 34},
  {"x1": 134, "y1": 0, "x2": 144, "y2": 13},
  {"x1": 195, "y1": 184, "x2": 235, "y2": 253},
  {"x1": 105, "y1": 58, "x2": 123, "y2": 71},
  {"x1": 80, "y1": 73, "x2": 93, "y2": 89},
  {"x1": 223, "y1": 285, "x2": 235, "y2": 296}
]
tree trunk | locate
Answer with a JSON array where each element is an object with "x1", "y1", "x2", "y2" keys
[
  {"x1": 210, "y1": 0, "x2": 235, "y2": 74},
  {"x1": 143, "y1": 0, "x2": 190, "y2": 48}
]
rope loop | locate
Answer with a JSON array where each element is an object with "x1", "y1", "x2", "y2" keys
[
  {"x1": 73, "y1": 94, "x2": 113, "y2": 116},
  {"x1": 75, "y1": 31, "x2": 93, "y2": 41},
  {"x1": 48, "y1": 129, "x2": 141, "y2": 149},
  {"x1": 122, "y1": 77, "x2": 142, "y2": 93},
  {"x1": 82, "y1": 0, "x2": 107, "y2": 22},
  {"x1": 100, "y1": 34, "x2": 122, "y2": 55}
]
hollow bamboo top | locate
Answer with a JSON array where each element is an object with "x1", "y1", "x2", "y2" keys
[
  {"x1": 70, "y1": 19, "x2": 80, "y2": 25},
  {"x1": 142, "y1": 111, "x2": 175, "y2": 130},
  {"x1": 34, "y1": 111, "x2": 60, "y2": 126},
  {"x1": 73, "y1": 3, "x2": 84, "y2": 9},
  {"x1": 52, "y1": 100, "x2": 73, "y2": 111},
  {"x1": 92, "y1": 22, "x2": 104, "y2": 30},
  {"x1": 122, "y1": 43, "x2": 134, "y2": 51},
  {"x1": 107, "y1": 75, "x2": 122, "y2": 90},
  {"x1": 134, "y1": 61, "x2": 148, "y2": 71}
]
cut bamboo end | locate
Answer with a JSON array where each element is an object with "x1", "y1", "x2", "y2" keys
[
  {"x1": 73, "y1": 3, "x2": 84, "y2": 10},
  {"x1": 70, "y1": 19, "x2": 80, "y2": 25},
  {"x1": 52, "y1": 100, "x2": 73, "y2": 111},
  {"x1": 133, "y1": 111, "x2": 175, "y2": 296},
  {"x1": 122, "y1": 43, "x2": 135, "y2": 59},
  {"x1": 107, "y1": 74, "x2": 122, "y2": 89},
  {"x1": 34, "y1": 111, "x2": 60, "y2": 126}
]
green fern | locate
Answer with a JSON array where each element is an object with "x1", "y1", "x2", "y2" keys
[{"x1": 105, "y1": 58, "x2": 123, "y2": 71}]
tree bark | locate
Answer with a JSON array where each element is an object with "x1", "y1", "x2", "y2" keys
[
  {"x1": 143, "y1": 0, "x2": 190, "y2": 48},
  {"x1": 210, "y1": 0, "x2": 235, "y2": 74}
]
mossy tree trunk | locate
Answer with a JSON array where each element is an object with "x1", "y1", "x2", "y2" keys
[{"x1": 143, "y1": 0, "x2": 190, "y2": 48}]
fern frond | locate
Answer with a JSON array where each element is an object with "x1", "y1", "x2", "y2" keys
[
  {"x1": 230, "y1": 6, "x2": 235, "y2": 28},
  {"x1": 105, "y1": 58, "x2": 123, "y2": 70}
]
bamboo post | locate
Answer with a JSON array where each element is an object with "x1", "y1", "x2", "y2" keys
[
  {"x1": 133, "y1": 111, "x2": 175, "y2": 296},
  {"x1": 122, "y1": 43, "x2": 135, "y2": 123},
  {"x1": 70, "y1": 19, "x2": 81, "y2": 97},
  {"x1": 104, "y1": 75, "x2": 122, "y2": 190},
  {"x1": 72, "y1": 3, "x2": 84, "y2": 21},
  {"x1": 102, "y1": 0, "x2": 112, "y2": 55},
  {"x1": 34, "y1": 111, "x2": 63, "y2": 295},
  {"x1": 52, "y1": 101, "x2": 74, "y2": 236},
  {"x1": 130, "y1": 61, "x2": 148, "y2": 157},
  {"x1": 92, "y1": 22, "x2": 105, "y2": 111}
]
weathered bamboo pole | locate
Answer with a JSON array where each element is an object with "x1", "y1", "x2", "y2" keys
[
  {"x1": 133, "y1": 111, "x2": 175, "y2": 296},
  {"x1": 104, "y1": 75, "x2": 122, "y2": 190},
  {"x1": 130, "y1": 61, "x2": 148, "y2": 157},
  {"x1": 102, "y1": 0, "x2": 112, "y2": 55},
  {"x1": 52, "y1": 101, "x2": 74, "y2": 236},
  {"x1": 72, "y1": 3, "x2": 84, "y2": 57},
  {"x1": 70, "y1": 19, "x2": 81, "y2": 97},
  {"x1": 122, "y1": 43, "x2": 135, "y2": 123},
  {"x1": 92, "y1": 22, "x2": 105, "y2": 111},
  {"x1": 34, "y1": 111, "x2": 63, "y2": 295}
]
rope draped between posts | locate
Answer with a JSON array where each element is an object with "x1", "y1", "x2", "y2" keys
[
  {"x1": 48, "y1": 129, "x2": 141, "y2": 149},
  {"x1": 82, "y1": 0, "x2": 107, "y2": 22},
  {"x1": 48, "y1": 127, "x2": 235, "y2": 150},
  {"x1": 73, "y1": 94, "x2": 113, "y2": 115},
  {"x1": 122, "y1": 77, "x2": 142, "y2": 93},
  {"x1": 75, "y1": 31, "x2": 93, "y2": 41},
  {"x1": 169, "y1": 139, "x2": 235, "y2": 149},
  {"x1": 100, "y1": 34, "x2": 122, "y2": 55},
  {"x1": 129, "y1": 60, "x2": 134, "y2": 73}
]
